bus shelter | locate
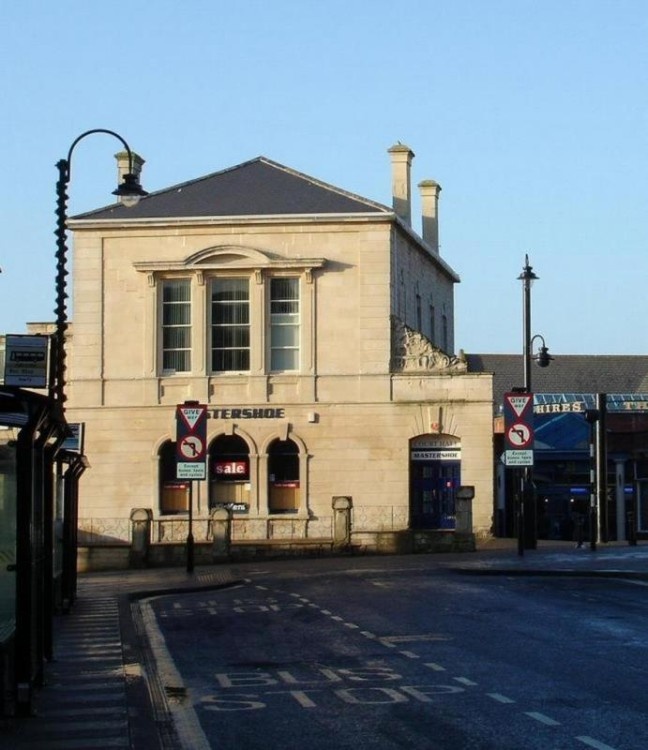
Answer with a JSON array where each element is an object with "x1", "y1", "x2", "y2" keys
[{"x1": 0, "y1": 386, "x2": 86, "y2": 716}]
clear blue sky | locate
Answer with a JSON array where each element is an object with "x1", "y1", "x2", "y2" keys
[{"x1": 2, "y1": 0, "x2": 646, "y2": 354}]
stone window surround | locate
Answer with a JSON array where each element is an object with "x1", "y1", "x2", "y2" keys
[{"x1": 133, "y1": 245, "x2": 326, "y2": 378}]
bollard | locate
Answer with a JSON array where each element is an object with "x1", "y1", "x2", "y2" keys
[
  {"x1": 455, "y1": 487, "x2": 474, "y2": 534},
  {"x1": 332, "y1": 496, "x2": 352, "y2": 546},
  {"x1": 130, "y1": 508, "x2": 152, "y2": 568},
  {"x1": 210, "y1": 506, "x2": 232, "y2": 561}
]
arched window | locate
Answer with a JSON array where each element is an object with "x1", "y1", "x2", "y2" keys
[
  {"x1": 209, "y1": 434, "x2": 250, "y2": 512},
  {"x1": 268, "y1": 438, "x2": 299, "y2": 513},
  {"x1": 159, "y1": 440, "x2": 189, "y2": 514}
]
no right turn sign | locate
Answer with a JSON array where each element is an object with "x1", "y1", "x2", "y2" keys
[{"x1": 504, "y1": 392, "x2": 534, "y2": 466}]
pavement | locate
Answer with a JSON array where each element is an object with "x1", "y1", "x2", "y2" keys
[
  {"x1": 2, "y1": 566, "x2": 245, "y2": 750},
  {"x1": 2, "y1": 539, "x2": 647, "y2": 750},
  {"x1": 446, "y1": 537, "x2": 648, "y2": 579}
]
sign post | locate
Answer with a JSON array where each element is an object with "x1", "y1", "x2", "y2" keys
[
  {"x1": 503, "y1": 392, "x2": 535, "y2": 556},
  {"x1": 176, "y1": 402, "x2": 208, "y2": 573}
]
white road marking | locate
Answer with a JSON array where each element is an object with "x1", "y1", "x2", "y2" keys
[
  {"x1": 380, "y1": 634, "x2": 449, "y2": 643},
  {"x1": 487, "y1": 692, "x2": 515, "y2": 704},
  {"x1": 345, "y1": 568, "x2": 427, "y2": 574},
  {"x1": 138, "y1": 598, "x2": 211, "y2": 750},
  {"x1": 140, "y1": 584, "x2": 633, "y2": 750},
  {"x1": 576, "y1": 737, "x2": 619, "y2": 750},
  {"x1": 525, "y1": 711, "x2": 560, "y2": 726},
  {"x1": 286, "y1": 690, "x2": 318, "y2": 708}
]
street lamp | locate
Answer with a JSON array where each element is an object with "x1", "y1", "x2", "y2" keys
[
  {"x1": 531, "y1": 334, "x2": 552, "y2": 370},
  {"x1": 54, "y1": 129, "x2": 147, "y2": 411},
  {"x1": 518, "y1": 256, "x2": 553, "y2": 392},
  {"x1": 516, "y1": 255, "x2": 552, "y2": 552}
]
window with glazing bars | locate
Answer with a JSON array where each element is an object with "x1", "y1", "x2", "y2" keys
[
  {"x1": 162, "y1": 280, "x2": 191, "y2": 372},
  {"x1": 270, "y1": 277, "x2": 299, "y2": 371},
  {"x1": 211, "y1": 278, "x2": 250, "y2": 372}
]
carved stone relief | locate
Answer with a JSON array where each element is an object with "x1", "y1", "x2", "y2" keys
[{"x1": 391, "y1": 317, "x2": 467, "y2": 373}]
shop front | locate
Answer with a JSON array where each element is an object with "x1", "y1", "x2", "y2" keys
[{"x1": 410, "y1": 435, "x2": 461, "y2": 529}]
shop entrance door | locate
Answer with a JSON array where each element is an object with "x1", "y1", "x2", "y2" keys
[{"x1": 410, "y1": 459, "x2": 461, "y2": 529}]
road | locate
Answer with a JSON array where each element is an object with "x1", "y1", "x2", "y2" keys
[{"x1": 142, "y1": 556, "x2": 648, "y2": 749}]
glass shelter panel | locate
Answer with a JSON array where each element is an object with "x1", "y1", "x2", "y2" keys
[{"x1": 0, "y1": 429, "x2": 17, "y2": 642}]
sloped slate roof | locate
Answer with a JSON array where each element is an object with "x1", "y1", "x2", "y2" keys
[
  {"x1": 467, "y1": 353, "x2": 648, "y2": 407},
  {"x1": 75, "y1": 157, "x2": 391, "y2": 221}
]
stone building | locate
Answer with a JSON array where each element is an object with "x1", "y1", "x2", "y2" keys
[{"x1": 65, "y1": 144, "x2": 494, "y2": 565}]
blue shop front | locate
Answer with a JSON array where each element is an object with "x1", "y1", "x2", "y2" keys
[{"x1": 497, "y1": 393, "x2": 648, "y2": 542}]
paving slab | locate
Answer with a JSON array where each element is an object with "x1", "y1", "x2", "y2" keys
[{"x1": 1, "y1": 565, "x2": 243, "y2": 750}]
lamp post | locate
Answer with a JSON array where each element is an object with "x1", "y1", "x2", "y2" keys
[
  {"x1": 584, "y1": 394, "x2": 607, "y2": 551},
  {"x1": 517, "y1": 255, "x2": 552, "y2": 551},
  {"x1": 53, "y1": 129, "x2": 147, "y2": 411}
]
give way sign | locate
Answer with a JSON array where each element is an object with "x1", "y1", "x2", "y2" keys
[
  {"x1": 176, "y1": 402, "x2": 208, "y2": 479},
  {"x1": 503, "y1": 392, "x2": 534, "y2": 465}
]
